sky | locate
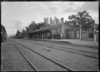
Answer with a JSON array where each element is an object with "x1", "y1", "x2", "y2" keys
[{"x1": 1, "y1": 1, "x2": 99, "y2": 36}]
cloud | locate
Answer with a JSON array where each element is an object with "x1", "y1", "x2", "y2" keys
[
  {"x1": 2, "y1": 20, "x2": 26, "y2": 36},
  {"x1": 1, "y1": 2, "x2": 98, "y2": 36},
  {"x1": 62, "y1": 2, "x2": 85, "y2": 13},
  {"x1": 14, "y1": 20, "x2": 24, "y2": 32},
  {"x1": 87, "y1": 10, "x2": 99, "y2": 23},
  {"x1": 3, "y1": 24, "x2": 17, "y2": 36},
  {"x1": 47, "y1": 2, "x2": 85, "y2": 13},
  {"x1": 80, "y1": 2, "x2": 98, "y2": 12},
  {"x1": 71, "y1": 2, "x2": 85, "y2": 10},
  {"x1": 26, "y1": 2, "x2": 85, "y2": 14},
  {"x1": 20, "y1": 2, "x2": 85, "y2": 19},
  {"x1": 22, "y1": 2, "x2": 98, "y2": 23}
]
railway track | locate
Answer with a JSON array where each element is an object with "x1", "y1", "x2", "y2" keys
[
  {"x1": 22, "y1": 39, "x2": 98, "y2": 54},
  {"x1": 27, "y1": 39, "x2": 98, "y2": 49},
  {"x1": 13, "y1": 44, "x2": 38, "y2": 71},
  {"x1": 13, "y1": 41, "x2": 74, "y2": 71},
  {"x1": 20, "y1": 39, "x2": 98, "y2": 59}
]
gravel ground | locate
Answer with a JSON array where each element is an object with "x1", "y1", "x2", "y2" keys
[
  {"x1": 14, "y1": 39, "x2": 99, "y2": 71},
  {"x1": 28, "y1": 39, "x2": 98, "y2": 48},
  {"x1": 22, "y1": 40, "x2": 98, "y2": 58},
  {"x1": 1, "y1": 40, "x2": 34, "y2": 71},
  {"x1": 24, "y1": 39, "x2": 98, "y2": 54},
  {"x1": 19, "y1": 39, "x2": 98, "y2": 59},
  {"x1": 16, "y1": 43, "x2": 67, "y2": 71}
]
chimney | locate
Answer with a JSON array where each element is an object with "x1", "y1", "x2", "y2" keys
[
  {"x1": 61, "y1": 18, "x2": 64, "y2": 24},
  {"x1": 61, "y1": 18, "x2": 65, "y2": 39}
]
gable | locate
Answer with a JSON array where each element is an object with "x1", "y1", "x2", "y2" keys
[{"x1": 64, "y1": 24, "x2": 72, "y2": 30}]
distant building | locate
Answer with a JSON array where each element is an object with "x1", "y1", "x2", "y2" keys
[{"x1": 1, "y1": 25, "x2": 7, "y2": 42}]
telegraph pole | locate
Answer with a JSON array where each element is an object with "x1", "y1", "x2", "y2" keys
[
  {"x1": 61, "y1": 18, "x2": 64, "y2": 39},
  {"x1": 80, "y1": 24, "x2": 82, "y2": 40},
  {"x1": 93, "y1": 21, "x2": 96, "y2": 42}
]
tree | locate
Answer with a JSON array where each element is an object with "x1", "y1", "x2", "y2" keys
[
  {"x1": 54, "y1": 16, "x2": 60, "y2": 25},
  {"x1": 25, "y1": 27, "x2": 29, "y2": 38},
  {"x1": 25, "y1": 27, "x2": 28, "y2": 33},
  {"x1": 37, "y1": 22, "x2": 45, "y2": 29},
  {"x1": 16, "y1": 30, "x2": 22, "y2": 38},
  {"x1": 21, "y1": 29, "x2": 27, "y2": 38},
  {"x1": 50, "y1": 17, "x2": 53, "y2": 25},
  {"x1": 68, "y1": 10, "x2": 94, "y2": 30},
  {"x1": 55, "y1": 17, "x2": 60, "y2": 25},
  {"x1": 28, "y1": 21, "x2": 38, "y2": 33},
  {"x1": 37, "y1": 22, "x2": 50, "y2": 29},
  {"x1": 44, "y1": 17, "x2": 49, "y2": 24}
]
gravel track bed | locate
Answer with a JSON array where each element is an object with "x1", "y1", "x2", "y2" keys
[
  {"x1": 20, "y1": 39, "x2": 98, "y2": 59},
  {"x1": 31, "y1": 39, "x2": 98, "y2": 48},
  {"x1": 16, "y1": 43, "x2": 68, "y2": 71},
  {"x1": 24, "y1": 40, "x2": 98, "y2": 58},
  {"x1": 23, "y1": 39, "x2": 98, "y2": 54},
  {"x1": 14, "y1": 39, "x2": 99, "y2": 71},
  {"x1": 1, "y1": 41, "x2": 34, "y2": 71}
]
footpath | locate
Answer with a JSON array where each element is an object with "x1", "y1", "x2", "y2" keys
[{"x1": 30, "y1": 39, "x2": 98, "y2": 48}]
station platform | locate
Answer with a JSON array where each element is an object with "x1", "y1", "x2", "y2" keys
[{"x1": 29, "y1": 38, "x2": 99, "y2": 48}]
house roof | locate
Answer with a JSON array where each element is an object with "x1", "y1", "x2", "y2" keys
[
  {"x1": 29, "y1": 23, "x2": 81, "y2": 34},
  {"x1": 1, "y1": 24, "x2": 6, "y2": 32},
  {"x1": 30, "y1": 24, "x2": 62, "y2": 33}
]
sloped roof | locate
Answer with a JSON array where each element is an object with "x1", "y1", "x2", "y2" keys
[
  {"x1": 1, "y1": 24, "x2": 6, "y2": 32},
  {"x1": 29, "y1": 23, "x2": 81, "y2": 34},
  {"x1": 64, "y1": 22, "x2": 80, "y2": 29},
  {"x1": 30, "y1": 24, "x2": 61, "y2": 33}
]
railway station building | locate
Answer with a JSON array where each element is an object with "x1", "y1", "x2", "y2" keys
[{"x1": 28, "y1": 18, "x2": 99, "y2": 42}]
